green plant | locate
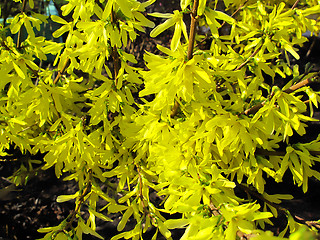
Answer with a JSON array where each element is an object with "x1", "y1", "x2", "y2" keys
[{"x1": 1, "y1": 0, "x2": 320, "y2": 239}]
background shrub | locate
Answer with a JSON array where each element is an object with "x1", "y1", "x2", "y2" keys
[{"x1": 1, "y1": 0, "x2": 320, "y2": 239}]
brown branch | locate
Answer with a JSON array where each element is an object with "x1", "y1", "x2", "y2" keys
[
  {"x1": 237, "y1": 183, "x2": 320, "y2": 229},
  {"x1": 237, "y1": 183, "x2": 289, "y2": 214},
  {"x1": 240, "y1": 75, "x2": 317, "y2": 116},
  {"x1": 67, "y1": 186, "x2": 90, "y2": 227},
  {"x1": 187, "y1": 0, "x2": 199, "y2": 61},
  {"x1": 255, "y1": 149, "x2": 286, "y2": 156},
  {"x1": 58, "y1": 170, "x2": 92, "y2": 235},
  {"x1": 220, "y1": 0, "x2": 247, "y2": 29},
  {"x1": 110, "y1": 6, "x2": 121, "y2": 85},
  {"x1": 17, "y1": 0, "x2": 27, "y2": 48},
  {"x1": 112, "y1": 47, "x2": 120, "y2": 82},
  {"x1": 306, "y1": 37, "x2": 316, "y2": 58},
  {"x1": 217, "y1": 39, "x2": 262, "y2": 91},
  {"x1": 283, "y1": 77, "x2": 313, "y2": 94},
  {"x1": 256, "y1": 148, "x2": 320, "y2": 156},
  {"x1": 1, "y1": 40, "x2": 12, "y2": 51},
  {"x1": 53, "y1": 59, "x2": 69, "y2": 84},
  {"x1": 170, "y1": 100, "x2": 180, "y2": 118},
  {"x1": 235, "y1": 45, "x2": 262, "y2": 71},
  {"x1": 136, "y1": 165, "x2": 149, "y2": 216},
  {"x1": 171, "y1": 0, "x2": 199, "y2": 118},
  {"x1": 241, "y1": 102, "x2": 265, "y2": 116},
  {"x1": 291, "y1": 0, "x2": 300, "y2": 10},
  {"x1": 2, "y1": 39, "x2": 41, "y2": 82},
  {"x1": 2, "y1": 0, "x2": 14, "y2": 27},
  {"x1": 196, "y1": 1, "x2": 248, "y2": 49}
]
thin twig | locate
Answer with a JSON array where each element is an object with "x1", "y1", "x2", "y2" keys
[
  {"x1": 1, "y1": 40, "x2": 40, "y2": 79},
  {"x1": 187, "y1": 0, "x2": 199, "y2": 61},
  {"x1": 196, "y1": 1, "x2": 248, "y2": 48},
  {"x1": 2, "y1": 0, "x2": 14, "y2": 27},
  {"x1": 17, "y1": 0, "x2": 27, "y2": 48},
  {"x1": 217, "y1": 40, "x2": 262, "y2": 90},
  {"x1": 241, "y1": 102, "x2": 265, "y2": 116},
  {"x1": 240, "y1": 75, "x2": 317, "y2": 116},
  {"x1": 291, "y1": 0, "x2": 300, "y2": 10},
  {"x1": 256, "y1": 148, "x2": 320, "y2": 156},
  {"x1": 112, "y1": 46, "x2": 120, "y2": 82},
  {"x1": 220, "y1": 0, "x2": 247, "y2": 29},
  {"x1": 235, "y1": 45, "x2": 262, "y2": 71},
  {"x1": 53, "y1": 59, "x2": 69, "y2": 84},
  {"x1": 136, "y1": 165, "x2": 149, "y2": 216},
  {"x1": 170, "y1": 100, "x2": 180, "y2": 118},
  {"x1": 306, "y1": 38, "x2": 316, "y2": 58},
  {"x1": 171, "y1": 0, "x2": 199, "y2": 118},
  {"x1": 1, "y1": 40, "x2": 12, "y2": 51},
  {"x1": 237, "y1": 183, "x2": 289, "y2": 214},
  {"x1": 283, "y1": 77, "x2": 313, "y2": 94},
  {"x1": 60, "y1": 171, "x2": 92, "y2": 234},
  {"x1": 110, "y1": 6, "x2": 121, "y2": 85},
  {"x1": 237, "y1": 183, "x2": 320, "y2": 229}
]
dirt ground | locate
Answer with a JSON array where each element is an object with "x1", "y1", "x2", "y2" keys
[{"x1": 1, "y1": 1, "x2": 320, "y2": 239}]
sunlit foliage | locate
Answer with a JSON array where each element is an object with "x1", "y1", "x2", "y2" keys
[{"x1": 1, "y1": 0, "x2": 320, "y2": 239}]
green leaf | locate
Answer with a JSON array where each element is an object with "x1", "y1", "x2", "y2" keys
[
  {"x1": 165, "y1": 219, "x2": 190, "y2": 229},
  {"x1": 9, "y1": 117, "x2": 27, "y2": 126},
  {"x1": 252, "y1": 211, "x2": 273, "y2": 221},
  {"x1": 134, "y1": 12, "x2": 155, "y2": 28},
  {"x1": 117, "y1": 207, "x2": 133, "y2": 231},
  {"x1": 284, "y1": 44, "x2": 300, "y2": 60},
  {"x1": 102, "y1": 0, "x2": 114, "y2": 19},
  {"x1": 198, "y1": 0, "x2": 206, "y2": 16},
  {"x1": 212, "y1": 10, "x2": 235, "y2": 24},
  {"x1": 171, "y1": 22, "x2": 182, "y2": 51},
  {"x1": 180, "y1": 0, "x2": 192, "y2": 10},
  {"x1": 29, "y1": 0, "x2": 34, "y2": 9},
  {"x1": 52, "y1": 25, "x2": 70, "y2": 38},
  {"x1": 158, "y1": 220, "x2": 172, "y2": 239},
  {"x1": 108, "y1": 203, "x2": 128, "y2": 213},
  {"x1": 56, "y1": 192, "x2": 78, "y2": 203},
  {"x1": 37, "y1": 226, "x2": 59, "y2": 233},
  {"x1": 89, "y1": 209, "x2": 112, "y2": 222},
  {"x1": 150, "y1": 16, "x2": 177, "y2": 37},
  {"x1": 12, "y1": 61, "x2": 26, "y2": 79},
  {"x1": 148, "y1": 12, "x2": 173, "y2": 18},
  {"x1": 118, "y1": 188, "x2": 138, "y2": 203},
  {"x1": 51, "y1": 15, "x2": 68, "y2": 25},
  {"x1": 116, "y1": 0, "x2": 133, "y2": 18},
  {"x1": 55, "y1": 232, "x2": 68, "y2": 240},
  {"x1": 79, "y1": 220, "x2": 104, "y2": 239}
]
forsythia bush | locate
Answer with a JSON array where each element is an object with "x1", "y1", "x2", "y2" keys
[{"x1": 1, "y1": 0, "x2": 320, "y2": 239}]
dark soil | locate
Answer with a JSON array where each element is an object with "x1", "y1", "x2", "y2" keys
[
  {"x1": 1, "y1": 1, "x2": 320, "y2": 240},
  {"x1": 0, "y1": 167, "x2": 76, "y2": 240}
]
